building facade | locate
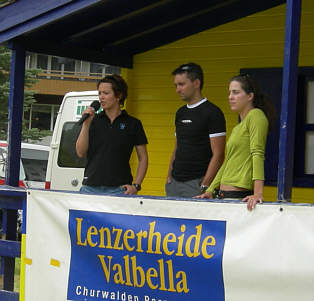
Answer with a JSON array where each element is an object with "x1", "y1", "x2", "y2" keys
[{"x1": 25, "y1": 53, "x2": 120, "y2": 132}]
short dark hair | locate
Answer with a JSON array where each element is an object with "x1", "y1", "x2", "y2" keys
[
  {"x1": 97, "y1": 74, "x2": 128, "y2": 106},
  {"x1": 172, "y1": 62, "x2": 204, "y2": 90}
]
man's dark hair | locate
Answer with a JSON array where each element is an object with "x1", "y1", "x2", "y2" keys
[{"x1": 172, "y1": 62, "x2": 204, "y2": 90}]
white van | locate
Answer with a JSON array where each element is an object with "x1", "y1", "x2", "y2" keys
[
  {"x1": 45, "y1": 91, "x2": 99, "y2": 191},
  {"x1": 0, "y1": 141, "x2": 50, "y2": 189}
]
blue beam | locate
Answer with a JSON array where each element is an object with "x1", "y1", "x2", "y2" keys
[
  {"x1": 0, "y1": 0, "x2": 102, "y2": 44},
  {"x1": 277, "y1": 0, "x2": 302, "y2": 201},
  {"x1": 0, "y1": 240, "x2": 21, "y2": 258},
  {"x1": 0, "y1": 185, "x2": 26, "y2": 200},
  {"x1": 0, "y1": 291, "x2": 19, "y2": 301},
  {"x1": 2, "y1": 210, "x2": 17, "y2": 291},
  {"x1": 0, "y1": 0, "x2": 73, "y2": 32},
  {"x1": 2, "y1": 41, "x2": 25, "y2": 292},
  {"x1": 0, "y1": 185, "x2": 25, "y2": 211},
  {"x1": 0, "y1": 196, "x2": 23, "y2": 210},
  {"x1": 5, "y1": 42, "x2": 25, "y2": 187}
]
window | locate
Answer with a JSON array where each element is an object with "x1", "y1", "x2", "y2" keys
[
  {"x1": 305, "y1": 131, "x2": 314, "y2": 174},
  {"x1": 241, "y1": 67, "x2": 314, "y2": 187},
  {"x1": 26, "y1": 53, "x2": 120, "y2": 80},
  {"x1": 0, "y1": 143, "x2": 49, "y2": 186},
  {"x1": 31, "y1": 106, "x2": 51, "y2": 130},
  {"x1": 29, "y1": 104, "x2": 59, "y2": 131},
  {"x1": 75, "y1": 60, "x2": 90, "y2": 77},
  {"x1": 90, "y1": 63, "x2": 104, "y2": 76},
  {"x1": 304, "y1": 81, "x2": 314, "y2": 174},
  {"x1": 294, "y1": 70, "x2": 314, "y2": 185},
  {"x1": 105, "y1": 65, "x2": 120, "y2": 75},
  {"x1": 21, "y1": 148, "x2": 49, "y2": 182},
  {"x1": 37, "y1": 54, "x2": 48, "y2": 70},
  {"x1": 58, "y1": 122, "x2": 86, "y2": 168},
  {"x1": 51, "y1": 56, "x2": 75, "y2": 73}
]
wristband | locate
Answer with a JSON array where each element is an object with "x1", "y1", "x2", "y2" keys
[
  {"x1": 200, "y1": 185, "x2": 209, "y2": 193},
  {"x1": 132, "y1": 183, "x2": 141, "y2": 191}
]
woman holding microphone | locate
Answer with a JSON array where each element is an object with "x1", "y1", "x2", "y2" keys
[{"x1": 76, "y1": 74, "x2": 148, "y2": 195}]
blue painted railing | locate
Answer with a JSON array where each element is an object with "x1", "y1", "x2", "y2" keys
[{"x1": 0, "y1": 186, "x2": 26, "y2": 301}]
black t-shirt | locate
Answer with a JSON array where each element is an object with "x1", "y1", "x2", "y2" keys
[
  {"x1": 172, "y1": 99, "x2": 226, "y2": 181},
  {"x1": 83, "y1": 110, "x2": 148, "y2": 186}
]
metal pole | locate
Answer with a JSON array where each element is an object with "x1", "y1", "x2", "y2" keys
[
  {"x1": 3, "y1": 41, "x2": 25, "y2": 291},
  {"x1": 277, "y1": 0, "x2": 302, "y2": 201},
  {"x1": 6, "y1": 41, "x2": 25, "y2": 187}
]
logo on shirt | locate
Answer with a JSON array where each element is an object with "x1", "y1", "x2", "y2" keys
[
  {"x1": 181, "y1": 119, "x2": 192, "y2": 124},
  {"x1": 120, "y1": 123, "x2": 126, "y2": 130}
]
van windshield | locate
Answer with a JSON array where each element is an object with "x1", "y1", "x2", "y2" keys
[{"x1": 58, "y1": 122, "x2": 86, "y2": 168}]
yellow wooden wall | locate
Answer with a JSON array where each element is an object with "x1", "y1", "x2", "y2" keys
[{"x1": 124, "y1": 1, "x2": 314, "y2": 203}]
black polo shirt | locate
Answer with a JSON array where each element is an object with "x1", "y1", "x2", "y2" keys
[
  {"x1": 172, "y1": 99, "x2": 226, "y2": 181},
  {"x1": 82, "y1": 110, "x2": 148, "y2": 187}
]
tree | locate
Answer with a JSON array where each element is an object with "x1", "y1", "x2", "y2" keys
[{"x1": 0, "y1": 45, "x2": 51, "y2": 142}]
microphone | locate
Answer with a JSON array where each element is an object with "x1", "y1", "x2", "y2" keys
[{"x1": 78, "y1": 101, "x2": 100, "y2": 125}]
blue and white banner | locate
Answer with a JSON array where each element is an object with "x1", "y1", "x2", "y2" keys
[
  {"x1": 68, "y1": 211, "x2": 225, "y2": 301},
  {"x1": 23, "y1": 190, "x2": 314, "y2": 301}
]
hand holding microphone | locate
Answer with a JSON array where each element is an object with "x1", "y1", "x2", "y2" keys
[{"x1": 78, "y1": 101, "x2": 100, "y2": 125}]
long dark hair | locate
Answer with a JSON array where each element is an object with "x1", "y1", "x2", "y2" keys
[{"x1": 230, "y1": 74, "x2": 276, "y2": 130}]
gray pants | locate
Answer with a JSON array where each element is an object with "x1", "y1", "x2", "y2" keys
[{"x1": 165, "y1": 177, "x2": 202, "y2": 198}]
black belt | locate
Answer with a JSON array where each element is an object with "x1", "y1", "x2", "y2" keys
[{"x1": 218, "y1": 190, "x2": 253, "y2": 199}]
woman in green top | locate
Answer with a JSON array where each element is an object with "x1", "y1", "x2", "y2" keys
[{"x1": 196, "y1": 74, "x2": 274, "y2": 210}]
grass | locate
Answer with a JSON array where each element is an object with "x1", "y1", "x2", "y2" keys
[{"x1": 14, "y1": 257, "x2": 20, "y2": 291}]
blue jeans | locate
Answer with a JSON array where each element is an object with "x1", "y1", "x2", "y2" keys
[{"x1": 80, "y1": 185, "x2": 125, "y2": 195}]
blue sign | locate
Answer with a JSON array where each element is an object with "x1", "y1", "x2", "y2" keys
[{"x1": 67, "y1": 210, "x2": 226, "y2": 301}]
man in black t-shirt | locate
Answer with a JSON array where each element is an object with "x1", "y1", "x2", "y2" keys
[{"x1": 166, "y1": 63, "x2": 226, "y2": 198}]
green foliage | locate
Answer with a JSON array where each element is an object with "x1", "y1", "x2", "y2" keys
[
  {"x1": 22, "y1": 127, "x2": 52, "y2": 143},
  {"x1": 0, "y1": 45, "x2": 50, "y2": 141}
]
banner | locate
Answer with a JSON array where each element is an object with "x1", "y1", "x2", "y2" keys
[{"x1": 22, "y1": 190, "x2": 314, "y2": 301}]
